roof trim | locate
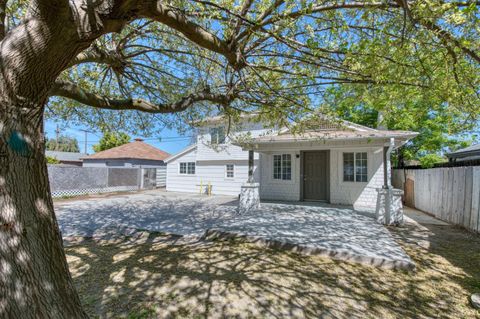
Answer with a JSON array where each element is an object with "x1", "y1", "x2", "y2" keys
[
  {"x1": 164, "y1": 144, "x2": 197, "y2": 163},
  {"x1": 234, "y1": 132, "x2": 418, "y2": 146}
]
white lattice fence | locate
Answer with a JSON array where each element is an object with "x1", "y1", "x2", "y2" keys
[{"x1": 51, "y1": 186, "x2": 139, "y2": 198}]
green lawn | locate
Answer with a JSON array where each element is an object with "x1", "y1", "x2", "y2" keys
[{"x1": 66, "y1": 222, "x2": 480, "y2": 318}]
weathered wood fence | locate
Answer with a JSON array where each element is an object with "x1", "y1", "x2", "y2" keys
[{"x1": 393, "y1": 167, "x2": 480, "y2": 233}]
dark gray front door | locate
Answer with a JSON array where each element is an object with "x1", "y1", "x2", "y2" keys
[{"x1": 303, "y1": 151, "x2": 329, "y2": 201}]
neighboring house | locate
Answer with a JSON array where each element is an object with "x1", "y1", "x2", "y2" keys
[
  {"x1": 45, "y1": 151, "x2": 87, "y2": 166},
  {"x1": 166, "y1": 116, "x2": 417, "y2": 210},
  {"x1": 82, "y1": 138, "x2": 170, "y2": 167},
  {"x1": 446, "y1": 143, "x2": 480, "y2": 162}
]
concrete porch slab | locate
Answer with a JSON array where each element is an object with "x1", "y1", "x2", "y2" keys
[
  {"x1": 55, "y1": 190, "x2": 414, "y2": 270},
  {"x1": 203, "y1": 202, "x2": 414, "y2": 270}
]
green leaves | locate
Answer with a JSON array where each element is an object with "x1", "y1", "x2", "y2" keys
[{"x1": 92, "y1": 132, "x2": 131, "y2": 153}]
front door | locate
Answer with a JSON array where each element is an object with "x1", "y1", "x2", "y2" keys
[{"x1": 303, "y1": 151, "x2": 329, "y2": 201}]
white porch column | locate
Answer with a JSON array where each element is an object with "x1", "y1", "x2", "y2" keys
[
  {"x1": 376, "y1": 138, "x2": 404, "y2": 226},
  {"x1": 238, "y1": 150, "x2": 260, "y2": 214}
]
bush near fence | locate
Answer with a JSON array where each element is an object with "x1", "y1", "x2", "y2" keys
[
  {"x1": 393, "y1": 167, "x2": 480, "y2": 233},
  {"x1": 48, "y1": 165, "x2": 166, "y2": 198}
]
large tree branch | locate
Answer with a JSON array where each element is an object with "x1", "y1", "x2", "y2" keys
[
  {"x1": 137, "y1": 1, "x2": 244, "y2": 69},
  {"x1": 49, "y1": 80, "x2": 236, "y2": 113},
  {"x1": 0, "y1": 0, "x2": 6, "y2": 40}
]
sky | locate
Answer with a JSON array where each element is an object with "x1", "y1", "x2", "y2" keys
[{"x1": 44, "y1": 120, "x2": 192, "y2": 155}]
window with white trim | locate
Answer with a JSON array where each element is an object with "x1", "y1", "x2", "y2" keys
[
  {"x1": 273, "y1": 154, "x2": 291, "y2": 180},
  {"x1": 225, "y1": 164, "x2": 234, "y2": 178},
  {"x1": 179, "y1": 162, "x2": 196, "y2": 175},
  {"x1": 210, "y1": 126, "x2": 225, "y2": 144},
  {"x1": 343, "y1": 152, "x2": 367, "y2": 182}
]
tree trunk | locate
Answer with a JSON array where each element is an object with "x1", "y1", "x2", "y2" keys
[{"x1": 0, "y1": 102, "x2": 87, "y2": 318}]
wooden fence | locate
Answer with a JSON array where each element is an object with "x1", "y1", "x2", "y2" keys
[{"x1": 393, "y1": 167, "x2": 480, "y2": 233}]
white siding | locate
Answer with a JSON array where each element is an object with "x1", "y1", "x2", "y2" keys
[
  {"x1": 196, "y1": 160, "x2": 259, "y2": 196},
  {"x1": 196, "y1": 122, "x2": 275, "y2": 161},
  {"x1": 257, "y1": 143, "x2": 386, "y2": 209},
  {"x1": 166, "y1": 148, "x2": 259, "y2": 196},
  {"x1": 329, "y1": 147, "x2": 384, "y2": 210},
  {"x1": 166, "y1": 148, "x2": 198, "y2": 193},
  {"x1": 259, "y1": 152, "x2": 301, "y2": 201}
]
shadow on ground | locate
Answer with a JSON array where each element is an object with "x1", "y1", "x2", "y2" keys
[
  {"x1": 65, "y1": 221, "x2": 480, "y2": 319},
  {"x1": 57, "y1": 191, "x2": 411, "y2": 268}
]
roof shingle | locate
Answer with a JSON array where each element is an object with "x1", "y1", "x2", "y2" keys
[{"x1": 83, "y1": 139, "x2": 170, "y2": 161}]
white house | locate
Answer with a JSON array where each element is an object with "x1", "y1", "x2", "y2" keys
[
  {"x1": 165, "y1": 115, "x2": 272, "y2": 196},
  {"x1": 165, "y1": 115, "x2": 417, "y2": 210}
]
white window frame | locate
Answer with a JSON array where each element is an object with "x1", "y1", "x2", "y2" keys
[
  {"x1": 210, "y1": 126, "x2": 226, "y2": 145},
  {"x1": 343, "y1": 152, "x2": 368, "y2": 183},
  {"x1": 179, "y1": 162, "x2": 196, "y2": 175},
  {"x1": 225, "y1": 164, "x2": 235, "y2": 179},
  {"x1": 272, "y1": 154, "x2": 292, "y2": 181}
]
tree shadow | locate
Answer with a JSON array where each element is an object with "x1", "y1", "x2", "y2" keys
[{"x1": 65, "y1": 227, "x2": 479, "y2": 318}]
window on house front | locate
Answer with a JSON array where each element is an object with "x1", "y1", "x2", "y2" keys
[
  {"x1": 179, "y1": 162, "x2": 195, "y2": 175},
  {"x1": 225, "y1": 164, "x2": 234, "y2": 178},
  {"x1": 210, "y1": 126, "x2": 226, "y2": 144},
  {"x1": 273, "y1": 154, "x2": 291, "y2": 180},
  {"x1": 343, "y1": 152, "x2": 367, "y2": 182}
]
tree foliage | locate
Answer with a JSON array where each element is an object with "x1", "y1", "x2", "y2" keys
[
  {"x1": 92, "y1": 132, "x2": 131, "y2": 152},
  {"x1": 45, "y1": 136, "x2": 80, "y2": 152},
  {"x1": 27, "y1": 0, "x2": 478, "y2": 137},
  {"x1": 45, "y1": 156, "x2": 60, "y2": 164}
]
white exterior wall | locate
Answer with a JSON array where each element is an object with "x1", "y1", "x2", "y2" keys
[
  {"x1": 166, "y1": 120, "x2": 268, "y2": 196},
  {"x1": 259, "y1": 152, "x2": 301, "y2": 201},
  {"x1": 257, "y1": 142, "x2": 386, "y2": 209},
  {"x1": 196, "y1": 122, "x2": 275, "y2": 161},
  {"x1": 166, "y1": 148, "x2": 198, "y2": 193},
  {"x1": 329, "y1": 147, "x2": 384, "y2": 210},
  {"x1": 196, "y1": 160, "x2": 259, "y2": 196}
]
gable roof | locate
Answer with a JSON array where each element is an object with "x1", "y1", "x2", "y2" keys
[
  {"x1": 164, "y1": 144, "x2": 197, "y2": 163},
  {"x1": 83, "y1": 139, "x2": 170, "y2": 161},
  {"x1": 446, "y1": 143, "x2": 480, "y2": 158},
  {"x1": 46, "y1": 151, "x2": 87, "y2": 162},
  {"x1": 237, "y1": 116, "x2": 418, "y2": 145}
]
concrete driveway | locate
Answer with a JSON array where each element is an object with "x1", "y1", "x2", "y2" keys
[{"x1": 55, "y1": 190, "x2": 413, "y2": 269}]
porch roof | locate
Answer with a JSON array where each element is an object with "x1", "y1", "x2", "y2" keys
[{"x1": 246, "y1": 129, "x2": 418, "y2": 145}]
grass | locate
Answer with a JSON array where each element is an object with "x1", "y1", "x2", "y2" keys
[{"x1": 66, "y1": 222, "x2": 480, "y2": 318}]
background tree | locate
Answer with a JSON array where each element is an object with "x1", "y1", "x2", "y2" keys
[
  {"x1": 45, "y1": 155, "x2": 60, "y2": 164},
  {"x1": 92, "y1": 132, "x2": 131, "y2": 152},
  {"x1": 45, "y1": 136, "x2": 81, "y2": 152},
  {"x1": 322, "y1": 85, "x2": 477, "y2": 166},
  {"x1": 0, "y1": 1, "x2": 479, "y2": 318}
]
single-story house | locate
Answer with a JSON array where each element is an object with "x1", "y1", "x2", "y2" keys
[
  {"x1": 45, "y1": 151, "x2": 87, "y2": 166},
  {"x1": 165, "y1": 116, "x2": 417, "y2": 210},
  {"x1": 446, "y1": 143, "x2": 480, "y2": 162},
  {"x1": 82, "y1": 138, "x2": 170, "y2": 168}
]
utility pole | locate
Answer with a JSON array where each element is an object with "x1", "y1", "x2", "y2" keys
[
  {"x1": 79, "y1": 129, "x2": 90, "y2": 154},
  {"x1": 55, "y1": 125, "x2": 60, "y2": 150}
]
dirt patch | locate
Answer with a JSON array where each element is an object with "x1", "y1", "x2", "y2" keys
[{"x1": 66, "y1": 223, "x2": 480, "y2": 318}]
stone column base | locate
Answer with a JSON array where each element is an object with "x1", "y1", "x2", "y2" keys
[
  {"x1": 238, "y1": 183, "x2": 260, "y2": 214},
  {"x1": 376, "y1": 188, "x2": 404, "y2": 226}
]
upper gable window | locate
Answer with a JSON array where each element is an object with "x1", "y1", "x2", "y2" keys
[{"x1": 210, "y1": 126, "x2": 226, "y2": 144}]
